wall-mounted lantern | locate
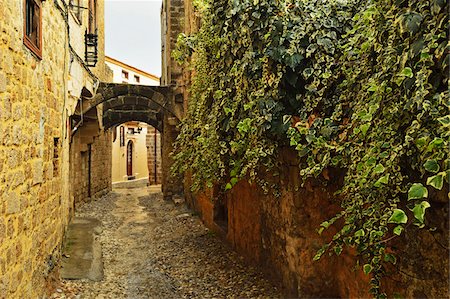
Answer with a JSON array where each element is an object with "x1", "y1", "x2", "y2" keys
[{"x1": 85, "y1": 29, "x2": 98, "y2": 67}]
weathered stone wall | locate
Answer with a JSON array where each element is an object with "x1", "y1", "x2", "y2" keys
[
  {"x1": 0, "y1": 1, "x2": 68, "y2": 297},
  {"x1": 0, "y1": 0, "x2": 112, "y2": 297},
  {"x1": 187, "y1": 148, "x2": 449, "y2": 298},
  {"x1": 67, "y1": 0, "x2": 112, "y2": 206},
  {"x1": 89, "y1": 132, "x2": 112, "y2": 198},
  {"x1": 70, "y1": 129, "x2": 112, "y2": 204},
  {"x1": 146, "y1": 126, "x2": 162, "y2": 185},
  {"x1": 174, "y1": 1, "x2": 448, "y2": 297}
]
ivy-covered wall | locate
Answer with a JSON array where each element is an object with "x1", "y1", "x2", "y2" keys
[
  {"x1": 187, "y1": 148, "x2": 448, "y2": 297},
  {"x1": 174, "y1": 0, "x2": 449, "y2": 297}
]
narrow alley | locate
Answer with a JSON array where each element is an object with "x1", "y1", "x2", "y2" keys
[
  {"x1": 1, "y1": 0, "x2": 448, "y2": 297},
  {"x1": 50, "y1": 185, "x2": 281, "y2": 299}
]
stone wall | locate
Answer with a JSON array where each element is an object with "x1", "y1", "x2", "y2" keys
[
  {"x1": 146, "y1": 126, "x2": 162, "y2": 185},
  {"x1": 67, "y1": 0, "x2": 112, "y2": 206},
  {"x1": 0, "y1": 1, "x2": 68, "y2": 297},
  {"x1": 0, "y1": 0, "x2": 112, "y2": 297},
  {"x1": 186, "y1": 148, "x2": 449, "y2": 298},
  {"x1": 70, "y1": 128, "x2": 112, "y2": 204}
]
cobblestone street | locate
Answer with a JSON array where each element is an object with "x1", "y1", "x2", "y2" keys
[{"x1": 50, "y1": 186, "x2": 281, "y2": 298}]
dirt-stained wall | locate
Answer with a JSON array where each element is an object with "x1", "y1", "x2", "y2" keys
[
  {"x1": 146, "y1": 126, "x2": 162, "y2": 185},
  {"x1": 0, "y1": 1, "x2": 68, "y2": 297},
  {"x1": 0, "y1": 0, "x2": 112, "y2": 297},
  {"x1": 187, "y1": 148, "x2": 449, "y2": 298},
  {"x1": 67, "y1": 0, "x2": 112, "y2": 206}
]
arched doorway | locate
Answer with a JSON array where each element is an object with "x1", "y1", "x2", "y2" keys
[{"x1": 127, "y1": 140, "x2": 133, "y2": 177}]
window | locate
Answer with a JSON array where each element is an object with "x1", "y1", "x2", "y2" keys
[
  {"x1": 122, "y1": 70, "x2": 129, "y2": 80},
  {"x1": 88, "y1": 0, "x2": 97, "y2": 34},
  {"x1": 53, "y1": 137, "x2": 60, "y2": 176},
  {"x1": 119, "y1": 126, "x2": 125, "y2": 146},
  {"x1": 134, "y1": 75, "x2": 140, "y2": 83},
  {"x1": 23, "y1": 0, "x2": 42, "y2": 58}
]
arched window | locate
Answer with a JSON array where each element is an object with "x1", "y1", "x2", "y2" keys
[{"x1": 126, "y1": 140, "x2": 133, "y2": 177}]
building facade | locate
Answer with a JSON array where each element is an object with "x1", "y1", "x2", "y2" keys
[
  {"x1": 105, "y1": 56, "x2": 159, "y2": 86},
  {"x1": 105, "y1": 56, "x2": 162, "y2": 185},
  {"x1": 0, "y1": 0, "x2": 112, "y2": 297}
]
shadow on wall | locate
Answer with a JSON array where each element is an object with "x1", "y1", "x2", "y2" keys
[{"x1": 184, "y1": 148, "x2": 449, "y2": 298}]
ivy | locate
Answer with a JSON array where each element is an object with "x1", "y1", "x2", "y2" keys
[{"x1": 172, "y1": 0, "x2": 449, "y2": 297}]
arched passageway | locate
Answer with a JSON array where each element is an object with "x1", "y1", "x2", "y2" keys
[{"x1": 72, "y1": 82, "x2": 184, "y2": 200}]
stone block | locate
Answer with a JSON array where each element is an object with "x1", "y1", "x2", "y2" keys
[
  {"x1": 0, "y1": 71, "x2": 6, "y2": 92},
  {"x1": 6, "y1": 191, "x2": 20, "y2": 214},
  {"x1": 32, "y1": 159, "x2": 44, "y2": 185}
]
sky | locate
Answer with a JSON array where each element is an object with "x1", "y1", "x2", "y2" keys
[{"x1": 105, "y1": 0, "x2": 163, "y2": 77}]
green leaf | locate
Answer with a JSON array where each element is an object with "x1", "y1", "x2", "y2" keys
[
  {"x1": 230, "y1": 177, "x2": 239, "y2": 186},
  {"x1": 313, "y1": 244, "x2": 329, "y2": 261},
  {"x1": 401, "y1": 67, "x2": 413, "y2": 78},
  {"x1": 415, "y1": 136, "x2": 428, "y2": 148},
  {"x1": 423, "y1": 159, "x2": 440, "y2": 173},
  {"x1": 427, "y1": 173, "x2": 444, "y2": 190},
  {"x1": 412, "y1": 201, "x2": 431, "y2": 223},
  {"x1": 320, "y1": 221, "x2": 330, "y2": 228},
  {"x1": 363, "y1": 264, "x2": 373, "y2": 275},
  {"x1": 393, "y1": 225, "x2": 404, "y2": 236},
  {"x1": 400, "y1": 12, "x2": 423, "y2": 34},
  {"x1": 437, "y1": 115, "x2": 450, "y2": 126},
  {"x1": 437, "y1": 115, "x2": 450, "y2": 127},
  {"x1": 388, "y1": 209, "x2": 408, "y2": 224},
  {"x1": 354, "y1": 229, "x2": 365, "y2": 237},
  {"x1": 225, "y1": 183, "x2": 232, "y2": 191},
  {"x1": 224, "y1": 107, "x2": 232, "y2": 115},
  {"x1": 427, "y1": 138, "x2": 444, "y2": 151},
  {"x1": 237, "y1": 118, "x2": 252, "y2": 134},
  {"x1": 360, "y1": 123, "x2": 370, "y2": 136},
  {"x1": 373, "y1": 164, "x2": 385, "y2": 174},
  {"x1": 302, "y1": 68, "x2": 314, "y2": 79},
  {"x1": 384, "y1": 253, "x2": 397, "y2": 264},
  {"x1": 334, "y1": 245, "x2": 343, "y2": 256},
  {"x1": 374, "y1": 174, "x2": 389, "y2": 187},
  {"x1": 408, "y1": 183, "x2": 428, "y2": 200}
]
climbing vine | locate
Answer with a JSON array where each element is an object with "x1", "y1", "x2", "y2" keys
[{"x1": 172, "y1": 0, "x2": 449, "y2": 297}]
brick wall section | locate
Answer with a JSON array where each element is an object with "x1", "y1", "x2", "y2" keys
[
  {"x1": 0, "y1": 1, "x2": 67, "y2": 297},
  {"x1": 146, "y1": 126, "x2": 162, "y2": 185}
]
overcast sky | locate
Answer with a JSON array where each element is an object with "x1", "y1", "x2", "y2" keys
[{"x1": 105, "y1": 0, "x2": 163, "y2": 77}]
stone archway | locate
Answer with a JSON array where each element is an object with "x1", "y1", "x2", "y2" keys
[{"x1": 76, "y1": 82, "x2": 184, "y2": 200}]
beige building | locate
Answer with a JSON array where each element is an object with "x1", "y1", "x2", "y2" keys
[
  {"x1": 0, "y1": 0, "x2": 112, "y2": 297},
  {"x1": 105, "y1": 56, "x2": 162, "y2": 184},
  {"x1": 106, "y1": 56, "x2": 160, "y2": 86},
  {"x1": 111, "y1": 122, "x2": 150, "y2": 182}
]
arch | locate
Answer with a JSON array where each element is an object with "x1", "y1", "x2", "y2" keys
[
  {"x1": 83, "y1": 83, "x2": 177, "y2": 118},
  {"x1": 72, "y1": 81, "x2": 184, "y2": 201},
  {"x1": 102, "y1": 110, "x2": 163, "y2": 132}
]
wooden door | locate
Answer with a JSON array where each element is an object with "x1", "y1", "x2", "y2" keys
[{"x1": 127, "y1": 140, "x2": 133, "y2": 176}]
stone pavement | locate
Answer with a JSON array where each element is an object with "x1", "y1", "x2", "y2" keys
[{"x1": 49, "y1": 186, "x2": 281, "y2": 298}]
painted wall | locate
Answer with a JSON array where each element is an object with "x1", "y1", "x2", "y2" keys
[
  {"x1": 111, "y1": 123, "x2": 149, "y2": 182},
  {"x1": 106, "y1": 56, "x2": 161, "y2": 184},
  {"x1": 105, "y1": 57, "x2": 160, "y2": 86}
]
